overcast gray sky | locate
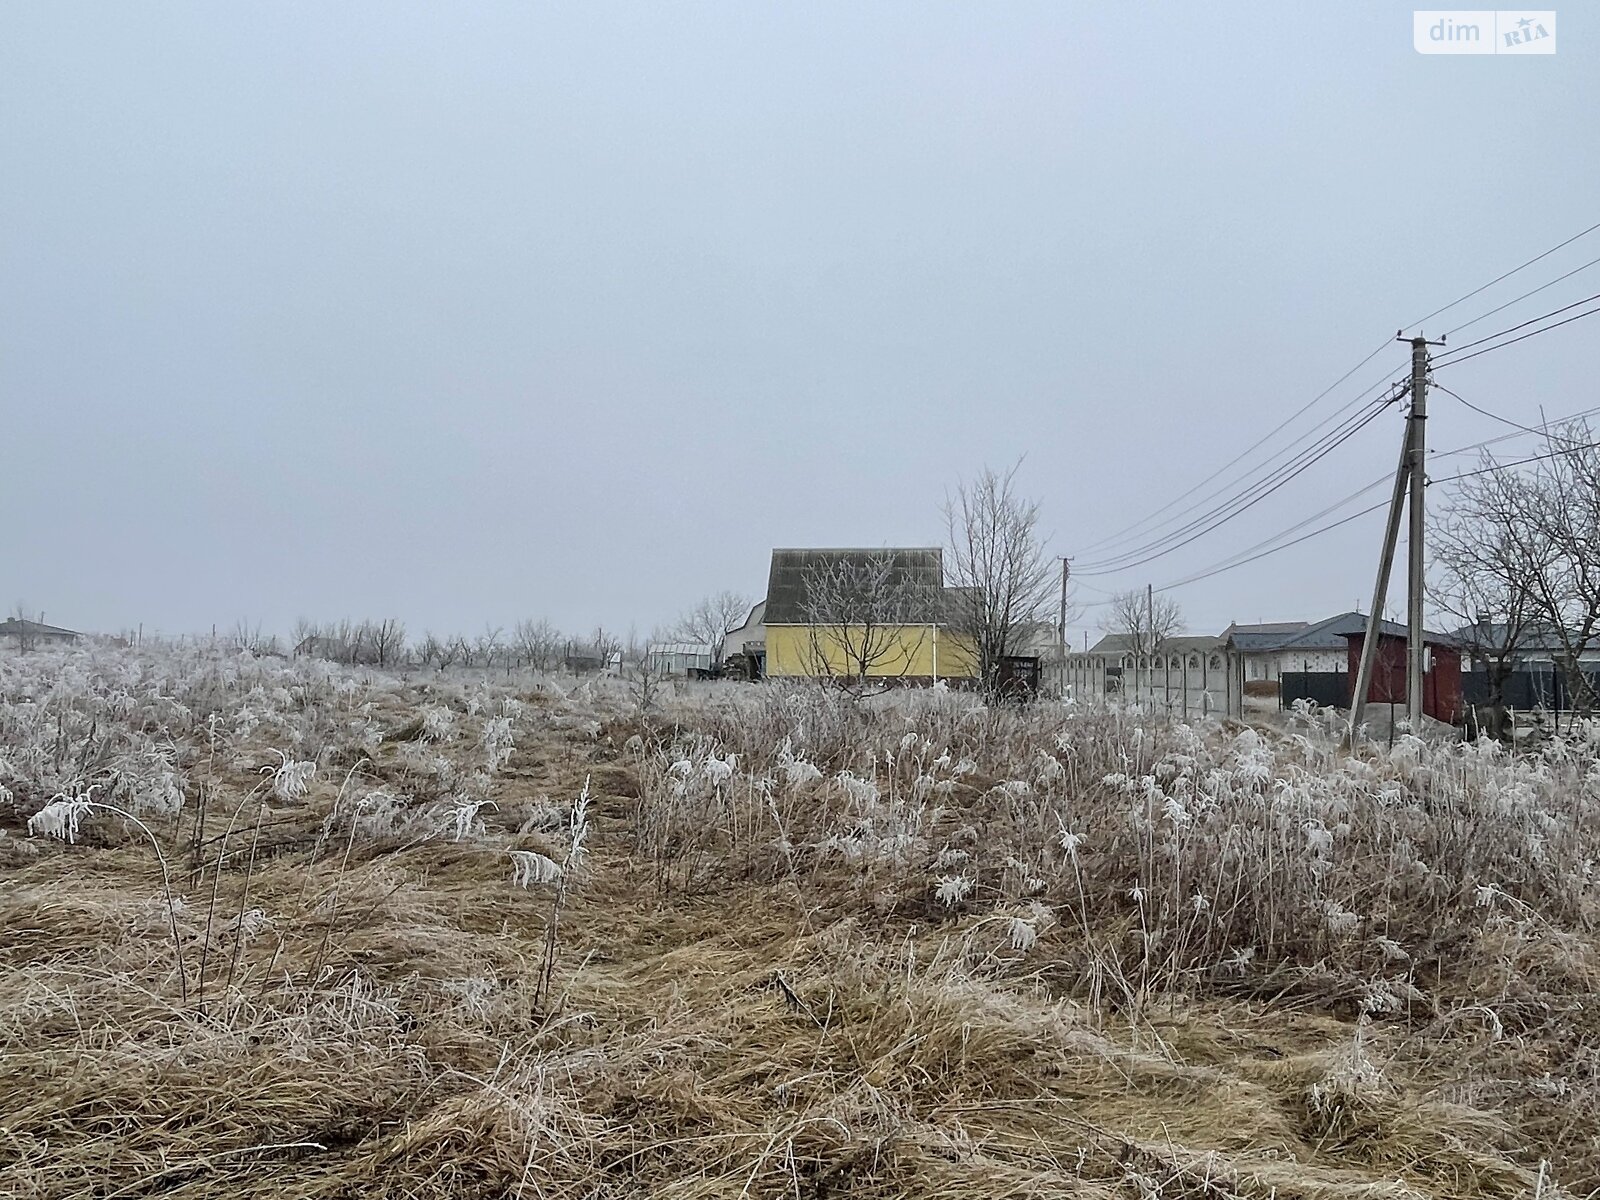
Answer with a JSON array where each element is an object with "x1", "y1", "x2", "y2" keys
[{"x1": 3, "y1": 3, "x2": 1595, "y2": 643}]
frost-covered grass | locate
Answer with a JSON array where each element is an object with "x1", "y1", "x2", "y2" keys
[{"x1": 1, "y1": 643, "x2": 1596, "y2": 1198}]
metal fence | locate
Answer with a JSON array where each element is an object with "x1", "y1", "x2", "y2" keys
[
  {"x1": 1461, "y1": 667, "x2": 1600, "y2": 712},
  {"x1": 1280, "y1": 671, "x2": 1351, "y2": 710}
]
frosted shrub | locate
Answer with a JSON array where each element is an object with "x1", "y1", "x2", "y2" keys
[
  {"x1": 481, "y1": 716, "x2": 516, "y2": 773},
  {"x1": 448, "y1": 798, "x2": 496, "y2": 842},
  {"x1": 269, "y1": 754, "x2": 316, "y2": 802},
  {"x1": 935, "y1": 875, "x2": 973, "y2": 907},
  {"x1": 28, "y1": 792, "x2": 94, "y2": 844},
  {"x1": 421, "y1": 706, "x2": 457, "y2": 742},
  {"x1": 511, "y1": 851, "x2": 563, "y2": 887},
  {"x1": 1007, "y1": 915, "x2": 1039, "y2": 952}
]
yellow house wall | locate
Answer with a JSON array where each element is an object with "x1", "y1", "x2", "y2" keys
[{"x1": 766, "y1": 625, "x2": 977, "y2": 679}]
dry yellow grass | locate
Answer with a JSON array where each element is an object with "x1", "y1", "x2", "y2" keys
[{"x1": 0, "y1": 657, "x2": 1592, "y2": 1199}]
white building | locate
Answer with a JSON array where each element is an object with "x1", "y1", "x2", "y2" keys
[
  {"x1": 721, "y1": 600, "x2": 766, "y2": 678},
  {"x1": 0, "y1": 618, "x2": 82, "y2": 652}
]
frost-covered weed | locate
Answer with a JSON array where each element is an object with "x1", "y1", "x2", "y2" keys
[{"x1": 630, "y1": 681, "x2": 1600, "y2": 1001}]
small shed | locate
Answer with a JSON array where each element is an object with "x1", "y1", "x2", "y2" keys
[
  {"x1": 1343, "y1": 623, "x2": 1462, "y2": 723},
  {"x1": 647, "y1": 641, "x2": 714, "y2": 677}
]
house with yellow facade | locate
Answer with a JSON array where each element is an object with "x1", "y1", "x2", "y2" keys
[{"x1": 760, "y1": 547, "x2": 978, "y2": 684}]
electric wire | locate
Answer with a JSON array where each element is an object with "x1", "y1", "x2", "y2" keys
[
  {"x1": 1432, "y1": 383, "x2": 1550, "y2": 439},
  {"x1": 1071, "y1": 341, "x2": 1395, "y2": 556},
  {"x1": 1431, "y1": 303, "x2": 1600, "y2": 371},
  {"x1": 1431, "y1": 438, "x2": 1600, "y2": 486},
  {"x1": 1407, "y1": 217, "x2": 1600, "y2": 330},
  {"x1": 1075, "y1": 388, "x2": 1401, "y2": 572},
  {"x1": 1434, "y1": 290, "x2": 1600, "y2": 360},
  {"x1": 1442, "y1": 253, "x2": 1600, "y2": 339},
  {"x1": 1069, "y1": 219, "x2": 1600, "y2": 596},
  {"x1": 1075, "y1": 394, "x2": 1398, "y2": 576},
  {"x1": 1142, "y1": 401, "x2": 1600, "y2": 595},
  {"x1": 1158, "y1": 498, "x2": 1391, "y2": 591}
]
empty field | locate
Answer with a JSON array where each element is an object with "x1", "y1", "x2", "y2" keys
[{"x1": 2, "y1": 645, "x2": 1596, "y2": 1198}]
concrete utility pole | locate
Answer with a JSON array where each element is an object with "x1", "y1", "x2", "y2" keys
[
  {"x1": 1058, "y1": 556, "x2": 1069, "y2": 678},
  {"x1": 1349, "y1": 335, "x2": 1438, "y2": 743},
  {"x1": 1405, "y1": 335, "x2": 1429, "y2": 731}
]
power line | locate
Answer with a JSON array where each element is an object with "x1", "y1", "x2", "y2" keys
[
  {"x1": 1075, "y1": 395, "x2": 1392, "y2": 573},
  {"x1": 1074, "y1": 371, "x2": 1399, "y2": 565},
  {"x1": 1144, "y1": 398, "x2": 1600, "y2": 595},
  {"x1": 1070, "y1": 219, "x2": 1600, "y2": 588},
  {"x1": 1430, "y1": 402, "x2": 1600, "y2": 459},
  {"x1": 1432, "y1": 383, "x2": 1550, "y2": 439},
  {"x1": 1407, "y1": 217, "x2": 1600, "y2": 329},
  {"x1": 1072, "y1": 340, "x2": 1395, "y2": 556},
  {"x1": 1431, "y1": 303, "x2": 1600, "y2": 371},
  {"x1": 1076, "y1": 394, "x2": 1398, "y2": 576},
  {"x1": 1431, "y1": 438, "x2": 1600, "y2": 486},
  {"x1": 1159, "y1": 498, "x2": 1390, "y2": 591},
  {"x1": 1159, "y1": 469, "x2": 1392, "y2": 589},
  {"x1": 1434, "y1": 290, "x2": 1600, "y2": 360},
  {"x1": 1442, "y1": 252, "x2": 1600, "y2": 339}
]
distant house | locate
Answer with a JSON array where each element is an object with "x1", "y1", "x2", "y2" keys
[
  {"x1": 1246, "y1": 612, "x2": 1448, "y2": 677},
  {"x1": 647, "y1": 641, "x2": 714, "y2": 676},
  {"x1": 1219, "y1": 621, "x2": 1315, "y2": 681},
  {"x1": 0, "y1": 618, "x2": 82, "y2": 651},
  {"x1": 721, "y1": 599, "x2": 767, "y2": 679},
  {"x1": 761, "y1": 547, "x2": 977, "y2": 683},
  {"x1": 1452, "y1": 618, "x2": 1600, "y2": 668},
  {"x1": 1257, "y1": 612, "x2": 1462, "y2": 720}
]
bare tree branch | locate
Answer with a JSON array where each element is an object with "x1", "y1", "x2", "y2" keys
[{"x1": 943, "y1": 461, "x2": 1055, "y2": 697}]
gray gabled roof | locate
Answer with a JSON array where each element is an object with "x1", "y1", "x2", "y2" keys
[
  {"x1": 1272, "y1": 611, "x2": 1458, "y2": 651},
  {"x1": 0, "y1": 618, "x2": 81, "y2": 638},
  {"x1": 764, "y1": 547, "x2": 943, "y2": 625},
  {"x1": 1452, "y1": 620, "x2": 1584, "y2": 652},
  {"x1": 724, "y1": 599, "x2": 766, "y2": 638},
  {"x1": 1220, "y1": 620, "x2": 1312, "y2": 652}
]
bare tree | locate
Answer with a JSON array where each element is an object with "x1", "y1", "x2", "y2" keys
[
  {"x1": 229, "y1": 619, "x2": 281, "y2": 656},
  {"x1": 515, "y1": 618, "x2": 563, "y2": 671},
  {"x1": 1104, "y1": 588, "x2": 1184, "y2": 658},
  {"x1": 474, "y1": 625, "x2": 505, "y2": 671},
  {"x1": 1516, "y1": 420, "x2": 1600, "y2": 712},
  {"x1": 625, "y1": 628, "x2": 671, "y2": 715},
  {"x1": 674, "y1": 590, "x2": 753, "y2": 666},
  {"x1": 10, "y1": 603, "x2": 37, "y2": 653},
  {"x1": 329, "y1": 619, "x2": 366, "y2": 665},
  {"x1": 291, "y1": 617, "x2": 321, "y2": 655},
  {"x1": 415, "y1": 632, "x2": 443, "y2": 669},
  {"x1": 943, "y1": 462, "x2": 1056, "y2": 697},
  {"x1": 1433, "y1": 457, "x2": 1550, "y2": 737},
  {"x1": 438, "y1": 634, "x2": 464, "y2": 670},
  {"x1": 367, "y1": 618, "x2": 407, "y2": 668},
  {"x1": 590, "y1": 626, "x2": 622, "y2": 673},
  {"x1": 799, "y1": 552, "x2": 935, "y2": 690}
]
